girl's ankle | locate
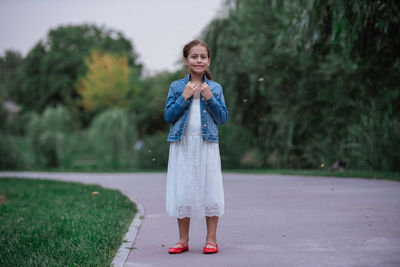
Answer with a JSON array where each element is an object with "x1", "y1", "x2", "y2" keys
[
  {"x1": 178, "y1": 239, "x2": 189, "y2": 245},
  {"x1": 205, "y1": 239, "x2": 217, "y2": 245}
]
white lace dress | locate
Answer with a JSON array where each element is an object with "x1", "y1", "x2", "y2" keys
[{"x1": 166, "y1": 98, "x2": 225, "y2": 218}]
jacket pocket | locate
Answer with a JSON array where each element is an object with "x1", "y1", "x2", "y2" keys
[{"x1": 171, "y1": 115, "x2": 184, "y2": 135}]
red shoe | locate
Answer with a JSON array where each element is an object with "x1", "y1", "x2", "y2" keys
[
  {"x1": 203, "y1": 242, "x2": 218, "y2": 254},
  {"x1": 168, "y1": 242, "x2": 189, "y2": 254}
]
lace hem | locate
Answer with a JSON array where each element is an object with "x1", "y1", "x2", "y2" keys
[{"x1": 168, "y1": 204, "x2": 224, "y2": 219}]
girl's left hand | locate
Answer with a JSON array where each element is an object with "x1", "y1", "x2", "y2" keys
[{"x1": 200, "y1": 82, "x2": 213, "y2": 100}]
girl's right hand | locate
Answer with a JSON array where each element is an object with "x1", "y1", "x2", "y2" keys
[{"x1": 182, "y1": 81, "x2": 197, "y2": 100}]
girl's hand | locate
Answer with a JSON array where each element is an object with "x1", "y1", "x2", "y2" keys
[
  {"x1": 200, "y1": 82, "x2": 213, "y2": 100},
  {"x1": 182, "y1": 81, "x2": 197, "y2": 100}
]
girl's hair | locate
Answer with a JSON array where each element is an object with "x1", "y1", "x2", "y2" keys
[{"x1": 183, "y1": 39, "x2": 212, "y2": 80}]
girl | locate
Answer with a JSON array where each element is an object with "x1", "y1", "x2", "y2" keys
[{"x1": 164, "y1": 39, "x2": 228, "y2": 254}]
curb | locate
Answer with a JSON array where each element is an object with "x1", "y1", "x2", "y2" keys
[{"x1": 111, "y1": 190, "x2": 145, "y2": 267}]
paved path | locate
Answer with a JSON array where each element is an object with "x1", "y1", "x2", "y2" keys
[{"x1": 1, "y1": 172, "x2": 400, "y2": 267}]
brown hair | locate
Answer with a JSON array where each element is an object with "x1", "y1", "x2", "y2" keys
[{"x1": 183, "y1": 39, "x2": 212, "y2": 80}]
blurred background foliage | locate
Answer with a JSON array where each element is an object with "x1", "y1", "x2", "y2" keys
[
  {"x1": 203, "y1": 0, "x2": 399, "y2": 171},
  {"x1": 77, "y1": 50, "x2": 133, "y2": 113},
  {"x1": 0, "y1": 0, "x2": 399, "y2": 171}
]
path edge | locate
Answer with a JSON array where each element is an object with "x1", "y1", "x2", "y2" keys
[{"x1": 111, "y1": 190, "x2": 145, "y2": 267}]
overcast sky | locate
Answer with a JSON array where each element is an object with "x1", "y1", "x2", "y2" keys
[{"x1": 0, "y1": 0, "x2": 225, "y2": 75}]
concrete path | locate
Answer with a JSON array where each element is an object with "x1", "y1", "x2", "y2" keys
[{"x1": 1, "y1": 172, "x2": 399, "y2": 267}]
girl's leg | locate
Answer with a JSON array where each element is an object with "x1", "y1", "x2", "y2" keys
[
  {"x1": 172, "y1": 217, "x2": 190, "y2": 247},
  {"x1": 205, "y1": 216, "x2": 219, "y2": 247}
]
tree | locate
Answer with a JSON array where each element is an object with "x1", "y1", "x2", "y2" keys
[
  {"x1": 27, "y1": 105, "x2": 72, "y2": 168},
  {"x1": 0, "y1": 50, "x2": 23, "y2": 99},
  {"x1": 138, "y1": 70, "x2": 185, "y2": 136},
  {"x1": 202, "y1": 0, "x2": 400, "y2": 170},
  {"x1": 14, "y1": 24, "x2": 142, "y2": 116},
  {"x1": 77, "y1": 50, "x2": 135, "y2": 112},
  {"x1": 89, "y1": 108, "x2": 137, "y2": 168}
]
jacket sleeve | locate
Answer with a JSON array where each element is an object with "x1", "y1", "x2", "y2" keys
[
  {"x1": 204, "y1": 86, "x2": 228, "y2": 125},
  {"x1": 164, "y1": 83, "x2": 188, "y2": 124}
]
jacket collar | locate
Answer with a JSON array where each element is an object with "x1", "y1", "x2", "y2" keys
[{"x1": 184, "y1": 73, "x2": 210, "y2": 85}]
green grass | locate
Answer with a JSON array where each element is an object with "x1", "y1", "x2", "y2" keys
[
  {"x1": 225, "y1": 169, "x2": 400, "y2": 181},
  {"x1": 5, "y1": 166, "x2": 167, "y2": 173},
  {"x1": 0, "y1": 178, "x2": 136, "y2": 267}
]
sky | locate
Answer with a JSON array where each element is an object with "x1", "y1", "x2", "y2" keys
[{"x1": 0, "y1": 0, "x2": 225, "y2": 75}]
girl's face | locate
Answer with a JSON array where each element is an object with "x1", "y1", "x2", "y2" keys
[{"x1": 184, "y1": 45, "x2": 210, "y2": 76}]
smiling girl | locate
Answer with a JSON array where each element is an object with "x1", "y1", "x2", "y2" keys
[{"x1": 164, "y1": 39, "x2": 228, "y2": 254}]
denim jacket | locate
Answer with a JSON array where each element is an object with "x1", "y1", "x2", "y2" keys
[{"x1": 164, "y1": 74, "x2": 228, "y2": 143}]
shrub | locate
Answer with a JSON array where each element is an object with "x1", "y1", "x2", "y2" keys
[
  {"x1": 89, "y1": 108, "x2": 137, "y2": 168},
  {"x1": 136, "y1": 131, "x2": 169, "y2": 170},
  {"x1": 26, "y1": 105, "x2": 72, "y2": 168}
]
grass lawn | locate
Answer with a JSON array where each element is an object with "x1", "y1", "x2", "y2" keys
[
  {"x1": 226, "y1": 169, "x2": 400, "y2": 181},
  {"x1": 0, "y1": 178, "x2": 136, "y2": 267}
]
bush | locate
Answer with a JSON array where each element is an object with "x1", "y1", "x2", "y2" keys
[
  {"x1": 136, "y1": 131, "x2": 169, "y2": 170},
  {"x1": 0, "y1": 103, "x2": 29, "y2": 170},
  {"x1": 347, "y1": 106, "x2": 400, "y2": 172},
  {"x1": 26, "y1": 105, "x2": 72, "y2": 168},
  {"x1": 89, "y1": 108, "x2": 137, "y2": 168},
  {"x1": 219, "y1": 123, "x2": 259, "y2": 169}
]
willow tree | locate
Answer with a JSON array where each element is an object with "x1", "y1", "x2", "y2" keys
[
  {"x1": 89, "y1": 108, "x2": 137, "y2": 168},
  {"x1": 203, "y1": 0, "x2": 400, "y2": 170}
]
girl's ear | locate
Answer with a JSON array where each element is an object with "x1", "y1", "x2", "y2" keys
[{"x1": 183, "y1": 57, "x2": 188, "y2": 65}]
